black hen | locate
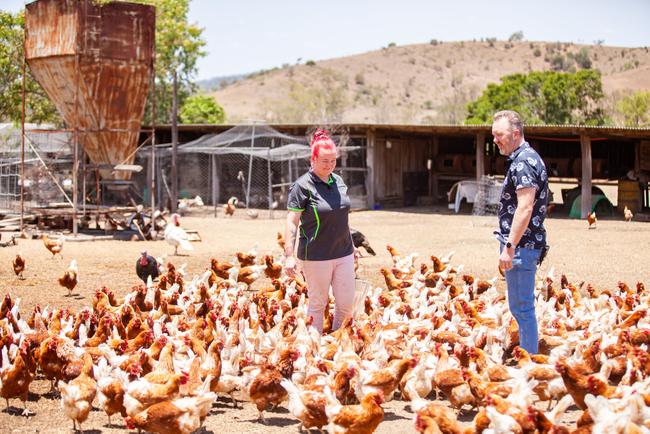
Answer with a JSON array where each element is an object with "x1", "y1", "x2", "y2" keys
[
  {"x1": 136, "y1": 251, "x2": 160, "y2": 283},
  {"x1": 350, "y1": 228, "x2": 376, "y2": 256}
]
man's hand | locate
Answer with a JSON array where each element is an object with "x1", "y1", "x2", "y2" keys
[
  {"x1": 284, "y1": 255, "x2": 297, "y2": 277},
  {"x1": 499, "y1": 246, "x2": 515, "y2": 271}
]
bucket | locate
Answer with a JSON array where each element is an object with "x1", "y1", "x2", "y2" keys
[{"x1": 353, "y1": 279, "x2": 373, "y2": 316}]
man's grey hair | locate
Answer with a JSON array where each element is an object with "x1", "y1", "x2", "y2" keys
[{"x1": 493, "y1": 110, "x2": 524, "y2": 135}]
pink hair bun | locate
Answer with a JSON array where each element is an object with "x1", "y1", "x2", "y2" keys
[{"x1": 311, "y1": 129, "x2": 331, "y2": 147}]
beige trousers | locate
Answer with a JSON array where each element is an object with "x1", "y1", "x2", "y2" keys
[{"x1": 299, "y1": 253, "x2": 355, "y2": 333}]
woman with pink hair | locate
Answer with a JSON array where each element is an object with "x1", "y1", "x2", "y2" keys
[{"x1": 284, "y1": 129, "x2": 355, "y2": 334}]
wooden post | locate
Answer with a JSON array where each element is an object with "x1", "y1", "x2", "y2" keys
[
  {"x1": 72, "y1": 52, "x2": 79, "y2": 237},
  {"x1": 341, "y1": 145, "x2": 348, "y2": 185},
  {"x1": 245, "y1": 124, "x2": 255, "y2": 208},
  {"x1": 267, "y1": 149, "x2": 273, "y2": 218},
  {"x1": 81, "y1": 149, "x2": 86, "y2": 215},
  {"x1": 146, "y1": 153, "x2": 152, "y2": 208},
  {"x1": 20, "y1": 59, "x2": 25, "y2": 234},
  {"x1": 171, "y1": 69, "x2": 178, "y2": 213},
  {"x1": 431, "y1": 136, "x2": 439, "y2": 201},
  {"x1": 475, "y1": 131, "x2": 485, "y2": 182},
  {"x1": 365, "y1": 128, "x2": 375, "y2": 209},
  {"x1": 211, "y1": 154, "x2": 217, "y2": 217},
  {"x1": 215, "y1": 157, "x2": 221, "y2": 213},
  {"x1": 580, "y1": 134, "x2": 592, "y2": 219},
  {"x1": 150, "y1": 42, "x2": 156, "y2": 217}
]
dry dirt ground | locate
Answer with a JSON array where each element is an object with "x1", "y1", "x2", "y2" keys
[{"x1": 0, "y1": 205, "x2": 648, "y2": 433}]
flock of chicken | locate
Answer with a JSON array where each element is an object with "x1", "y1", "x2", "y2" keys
[
  {"x1": 11, "y1": 214, "x2": 194, "y2": 293},
  {"x1": 10, "y1": 234, "x2": 79, "y2": 296},
  {"x1": 1, "y1": 235, "x2": 649, "y2": 434},
  {"x1": 586, "y1": 206, "x2": 634, "y2": 229}
]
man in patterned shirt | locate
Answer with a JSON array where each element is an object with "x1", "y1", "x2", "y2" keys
[{"x1": 492, "y1": 110, "x2": 549, "y2": 354}]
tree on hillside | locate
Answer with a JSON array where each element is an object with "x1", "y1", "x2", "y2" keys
[
  {"x1": 0, "y1": 10, "x2": 60, "y2": 124},
  {"x1": 465, "y1": 70, "x2": 605, "y2": 125},
  {"x1": 128, "y1": 0, "x2": 206, "y2": 125},
  {"x1": 180, "y1": 94, "x2": 225, "y2": 124},
  {"x1": 269, "y1": 68, "x2": 348, "y2": 123},
  {"x1": 96, "y1": 0, "x2": 206, "y2": 125},
  {"x1": 508, "y1": 31, "x2": 524, "y2": 42},
  {"x1": 573, "y1": 47, "x2": 592, "y2": 69},
  {"x1": 617, "y1": 91, "x2": 650, "y2": 127}
]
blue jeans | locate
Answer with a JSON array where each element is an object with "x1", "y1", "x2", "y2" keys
[{"x1": 501, "y1": 245, "x2": 542, "y2": 354}]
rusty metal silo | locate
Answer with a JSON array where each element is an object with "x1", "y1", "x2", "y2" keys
[{"x1": 24, "y1": 0, "x2": 155, "y2": 181}]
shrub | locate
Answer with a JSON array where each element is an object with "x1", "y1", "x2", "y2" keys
[
  {"x1": 550, "y1": 54, "x2": 570, "y2": 71},
  {"x1": 574, "y1": 48, "x2": 592, "y2": 69},
  {"x1": 508, "y1": 31, "x2": 524, "y2": 42}
]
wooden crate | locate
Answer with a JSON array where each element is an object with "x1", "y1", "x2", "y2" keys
[{"x1": 618, "y1": 180, "x2": 642, "y2": 213}]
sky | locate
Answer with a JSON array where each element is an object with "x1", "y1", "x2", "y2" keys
[{"x1": 4, "y1": 0, "x2": 650, "y2": 80}]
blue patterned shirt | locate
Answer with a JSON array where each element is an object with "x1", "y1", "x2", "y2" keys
[{"x1": 496, "y1": 142, "x2": 548, "y2": 249}]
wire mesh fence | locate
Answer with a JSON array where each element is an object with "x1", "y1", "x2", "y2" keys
[
  {"x1": 0, "y1": 124, "x2": 369, "y2": 218},
  {"x1": 0, "y1": 125, "x2": 73, "y2": 214},
  {"x1": 472, "y1": 175, "x2": 503, "y2": 216},
  {"x1": 141, "y1": 125, "x2": 369, "y2": 218}
]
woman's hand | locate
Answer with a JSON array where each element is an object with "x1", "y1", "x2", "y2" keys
[
  {"x1": 284, "y1": 211, "x2": 301, "y2": 276},
  {"x1": 284, "y1": 255, "x2": 297, "y2": 277}
]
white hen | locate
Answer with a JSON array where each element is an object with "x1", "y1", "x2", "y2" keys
[{"x1": 164, "y1": 213, "x2": 193, "y2": 255}]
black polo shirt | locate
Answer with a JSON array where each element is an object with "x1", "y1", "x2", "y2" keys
[{"x1": 287, "y1": 170, "x2": 354, "y2": 261}]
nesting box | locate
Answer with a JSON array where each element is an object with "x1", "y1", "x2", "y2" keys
[
  {"x1": 461, "y1": 154, "x2": 493, "y2": 174},
  {"x1": 435, "y1": 154, "x2": 464, "y2": 173}
]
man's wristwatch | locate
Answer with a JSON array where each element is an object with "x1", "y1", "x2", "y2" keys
[{"x1": 505, "y1": 241, "x2": 513, "y2": 249}]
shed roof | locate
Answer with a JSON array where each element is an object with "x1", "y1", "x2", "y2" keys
[{"x1": 150, "y1": 123, "x2": 650, "y2": 139}]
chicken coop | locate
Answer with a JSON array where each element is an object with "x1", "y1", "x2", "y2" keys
[
  {"x1": 0, "y1": 124, "x2": 145, "y2": 231},
  {"x1": 136, "y1": 124, "x2": 367, "y2": 217},
  {"x1": 0, "y1": 124, "x2": 74, "y2": 215}
]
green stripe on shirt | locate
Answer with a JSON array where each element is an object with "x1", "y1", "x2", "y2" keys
[
  {"x1": 287, "y1": 207, "x2": 304, "y2": 211},
  {"x1": 312, "y1": 205, "x2": 320, "y2": 240}
]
